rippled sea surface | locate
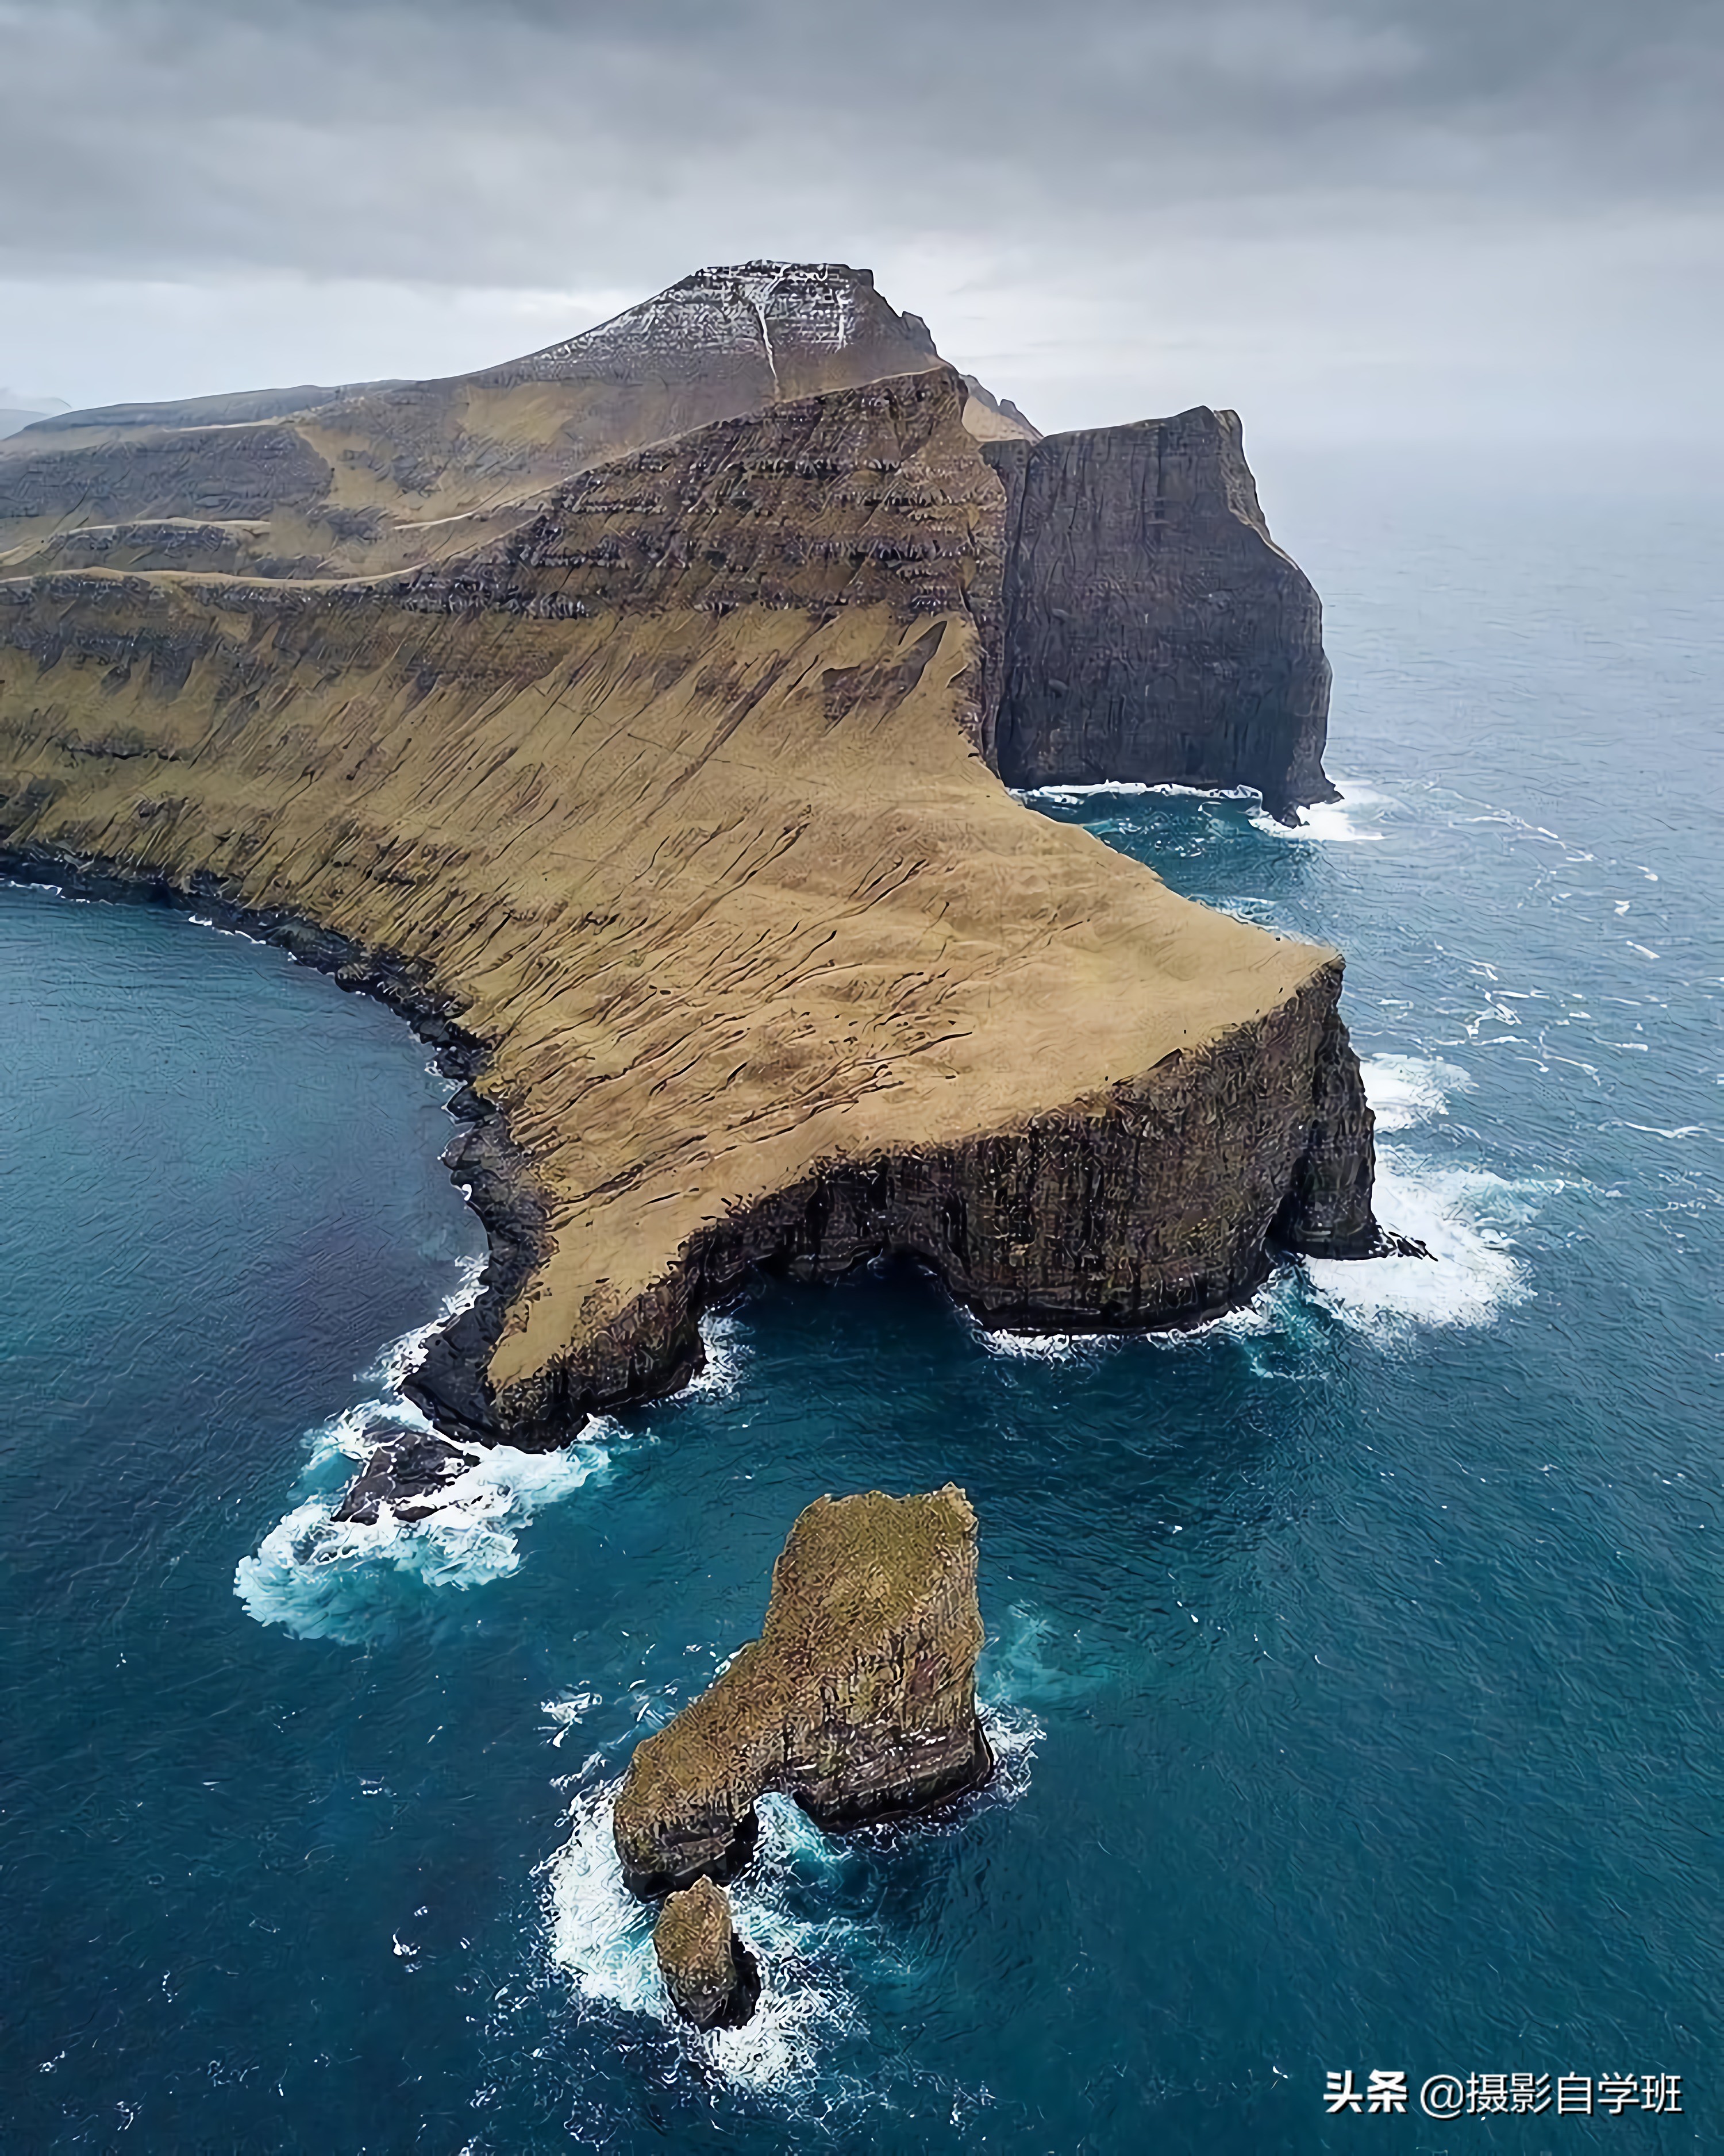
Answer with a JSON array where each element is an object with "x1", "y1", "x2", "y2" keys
[{"x1": 2, "y1": 450, "x2": 1719, "y2": 2153}]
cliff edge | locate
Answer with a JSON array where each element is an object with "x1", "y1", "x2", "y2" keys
[
  {"x1": 0, "y1": 360, "x2": 1377, "y2": 1442},
  {"x1": 984, "y1": 410, "x2": 1336, "y2": 817},
  {"x1": 2, "y1": 262, "x2": 1341, "y2": 817},
  {"x1": 0, "y1": 263, "x2": 947, "y2": 583}
]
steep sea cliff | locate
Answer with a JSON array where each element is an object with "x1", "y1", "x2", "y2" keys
[
  {"x1": 2, "y1": 260, "x2": 1340, "y2": 813},
  {"x1": 5, "y1": 447, "x2": 1718, "y2": 2147},
  {"x1": 0, "y1": 360, "x2": 1376, "y2": 1447},
  {"x1": 986, "y1": 410, "x2": 1334, "y2": 814}
]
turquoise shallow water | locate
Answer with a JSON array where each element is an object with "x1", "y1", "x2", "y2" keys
[{"x1": 1, "y1": 452, "x2": 1719, "y2": 2153}]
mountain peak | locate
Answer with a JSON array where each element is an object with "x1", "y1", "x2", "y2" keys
[
  {"x1": 0, "y1": 259, "x2": 1030, "y2": 578},
  {"x1": 500, "y1": 259, "x2": 938, "y2": 396}
]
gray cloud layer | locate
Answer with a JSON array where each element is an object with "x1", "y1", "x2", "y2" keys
[
  {"x1": 7, "y1": 0, "x2": 1722, "y2": 282},
  {"x1": 4, "y1": 0, "x2": 1721, "y2": 438}
]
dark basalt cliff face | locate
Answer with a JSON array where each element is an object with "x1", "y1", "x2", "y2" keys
[
  {"x1": 1273, "y1": 1001, "x2": 1383, "y2": 1256},
  {"x1": 613, "y1": 1488, "x2": 990, "y2": 1896},
  {"x1": 488, "y1": 957, "x2": 1375, "y2": 1441},
  {"x1": 983, "y1": 409, "x2": 1337, "y2": 817},
  {"x1": 2, "y1": 260, "x2": 1341, "y2": 820}
]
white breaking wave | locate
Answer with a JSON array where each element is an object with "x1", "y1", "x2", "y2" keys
[
  {"x1": 1304, "y1": 1150, "x2": 1545, "y2": 1331},
  {"x1": 184, "y1": 911, "x2": 270, "y2": 946},
  {"x1": 980, "y1": 1289, "x2": 1287, "y2": 1362},
  {"x1": 1357, "y1": 1052, "x2": 1475, "y2": 1133},
  {"x1": 1302, "y1": 1053, "x2": 1550, "y2": 1332},
  {"x1": 544, "y1": 1781, "x2": 864, "y2": 2096},
  {"x1": 235, "y1": 1430, "x2": 614, "y2": 1643},
  {"x1": 675, "y1": 1309, "x2": 751, "y2": 1400},
  {"x1": 1248, "y1": 775, "x2": 1391, "y2": 844},
  {"x1": 1013, "y1": 770, "x2": 1391, "y2": 841},
  {"x1": 978, "y1": 1325, "x2": 1110, "y2": 1363},
  {"x1": 542, "y1": 1703, "x2": 1038, "y2": 2096},
  {"x1": 1017, "y1": 779, "x2": 1259, "y2": 806},
  {"x1": 360, "y1": 1254, "x2": 492, "y2": 1394},
  {"x1": 234, "y1": 1260, "x2": 620, "y2": 1642}
]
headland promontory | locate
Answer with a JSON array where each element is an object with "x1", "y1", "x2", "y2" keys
[{"x1": 0, "y1": 262, "x2": 1380, "y2": 1446}]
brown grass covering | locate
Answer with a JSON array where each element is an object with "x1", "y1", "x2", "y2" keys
[
  {"x1": 652, "y1": 1875, "x2": 757, "y2": 2027},
  {"x1": 612, "y1": 1487, "x2": 988, "y2": 1887},
  {"x1": 0, "y1": 263, "x2": 952, "y2": 580},
  {"x1": 0, "y1": 367, "x2": 1335, "y2": 1426},
  {"x1": 653, "y1": 1876, "x2": 735, "y2": 1969}
]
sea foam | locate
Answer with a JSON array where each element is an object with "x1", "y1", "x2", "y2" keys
[
  {"x1": 1357, "y1": 1052, "x2": 1475, "y2": 1133},
  {"x1": 674, "y1": 1309, "x2": 751, "y2": 1400},
  {"x1": 1248, "y1": 774, "x2": 1392, "y2": 844},
  {"x1": 1013, "y1": 771, "x2": 1390, "y2": 842},
  {"x1": 1302, "y1": 1053, "x2": 1550, "y2": 1333},
  {"x1": 1018, "y1": 779, "x2": 1259, "y2": 806},
  {"x1": 542, "y1": 1700, "x2": 1038, "y2": 2097},
  {"x1": 978, "y1": 1325, "x2": 1109, "y2": 1364},
  {"x1": 234, "y1": 1425, "x2": 614, "y2": 1643},
  {"x1": 1304, "y1": 1152, "x2": 1544, "y2": 1331},
  {"x1": 544, "y1": 1780, "x2": 864, "y2": 2096},
  {"x1": 234, "y1": 1262, "x2": 619, "y2": 1642}
]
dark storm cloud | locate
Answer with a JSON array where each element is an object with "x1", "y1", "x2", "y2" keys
[{"x1": 3, "y1": 0, "x2": 1722, "y2": 288}]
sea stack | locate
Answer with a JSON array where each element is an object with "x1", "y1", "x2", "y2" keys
[
  {"x1": 613, "y1": 1487, "x2": 990, "y2": 1897},
  {"x1": 983, "y1": 409, "x2": 1337, "y2": 818},
  {"x1": 652, "y1": 1877, "x2": 761, "y2": 2031}
]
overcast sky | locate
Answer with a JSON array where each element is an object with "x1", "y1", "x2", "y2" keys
[{"x1": 3, "y1": 0, "x2": 1721, "y2": 451}]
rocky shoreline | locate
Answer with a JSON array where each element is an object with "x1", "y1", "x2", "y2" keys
[
  {"x1": 0, "y1": 832, "x2": 1394, "y2": 1454},
  {"x1": 0, "y1": 841, "x2": 551, "y2": 1442},
  {"x1": 0, "y1": 359, "x2": 1392, "y2": 1454},
  {"x1": 487, "y1": 960, "x2": 1384, "y2": 1442}
]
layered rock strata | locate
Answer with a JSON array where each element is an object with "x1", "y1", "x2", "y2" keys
[
  {"x1": 652, "y1": 1878, "x2": 761, "y2": 2030},
  {"x1": 614, "y1": 1488, "x2": 990, "y2": 1896},
  {"x1": 0, "y1": 361, "x2": 1379, "y2": 1443},
  {"x1": 984, "y1": 409, "x2": 1337, "y2": 816},
  {"x1": 2, "y1": 260, "x2": 1341, "y2": 813},
  {"x1": 0, "y1": 263, "x2": 948, "y2": 582}
]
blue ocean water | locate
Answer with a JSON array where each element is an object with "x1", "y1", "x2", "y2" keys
[{"x1": 2, "y1": 450, "x2": 1719, "y2": 2154}]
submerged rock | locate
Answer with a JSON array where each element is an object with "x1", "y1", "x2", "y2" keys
[
  {"x1": 613, "y1": 1485, "x2": 990, "y2": 1897},
  {"x1": 652, "y1": 1876, "x2": 761, "y2": 2030},
  {"x1": 330, "y1": 1430, "x2": 476, "y2": 1524}
]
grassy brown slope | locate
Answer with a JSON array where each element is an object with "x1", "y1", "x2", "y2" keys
[
  {"x1": 0, "y1": 367, "x2": 1356, "y2": 1439},
  {"x1": 0, "y1": 263, "x2": 948, "y2": 582}
]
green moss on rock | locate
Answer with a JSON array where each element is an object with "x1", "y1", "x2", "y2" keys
[
  {"x1": 613, "y1": 1485, "x2": 991, "y2": 1896},
  {"x1": 652, "y1": 1876, "x2": 760, "y2": 2030}
]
